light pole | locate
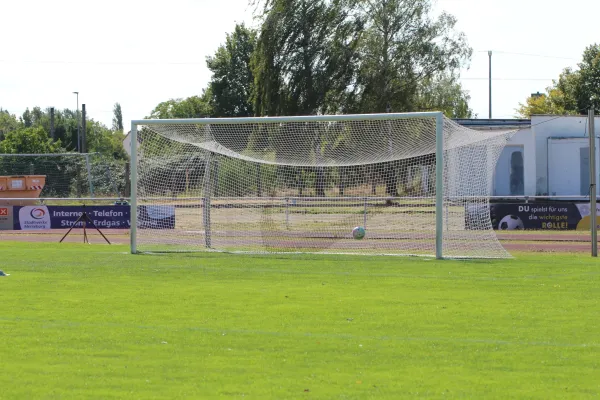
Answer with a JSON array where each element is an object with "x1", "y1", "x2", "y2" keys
[
  {"x1": 73, "y1": 91, "x2": 80, "y2": 152},
  {"x1": 488, "y1": 51, "x2": 492, "y2": 119}
]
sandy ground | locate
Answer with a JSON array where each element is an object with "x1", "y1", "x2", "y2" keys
[{"x1": 1, "y1": 229, "x2": 599, "y2": 253}]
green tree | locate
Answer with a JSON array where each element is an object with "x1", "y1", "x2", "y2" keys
[
  {"x1": 416, "y1": 74, "x2": 474, "y2": 118},
  {"x1": 573, "y1": 44, "x2": 600, "y2": 112},
  {"x1": 0, "y1": 126, "x2": 63, "y2": 154},
  {"x1": 20, "y1": 108, "x2": 33, "y2": 127},
  {"x1": 252, "y1": 0, "x2": 361, "y2": 116},
  {"x1": 354, "y1": 0, "x2": 472, "y2": 114},
  {"x1": 112, "y1": 102, "x2": 124, "y2": 132},
  {"x1": 206, "y1": 24, "x2": 257, "y2": 117},
  {"x1": 0, "y1": 109, "x2": 18, "y2": 141},
  {"x1": 86, "y1": 120, "x2": 128, "y2": 160},
  {"x1": 516, "y1": 44, "x2": 600, "y2": 117},
  {"x1": 251, "y1": 0, "x2": 362, "y2": 196},
  {"x1": 515, "y1": 88, "x2": 577, "y2": 118},
  {"x1": 148, "y1": 93, "x2": 213, "y2": 119}
]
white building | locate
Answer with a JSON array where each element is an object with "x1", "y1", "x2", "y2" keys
[{"x1": 458, "y1": 115, "x2": 600, "y2": 199}]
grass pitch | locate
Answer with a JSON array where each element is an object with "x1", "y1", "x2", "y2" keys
[{"x1": 0, "y1": 242, "x2": 599, "y2": 399}]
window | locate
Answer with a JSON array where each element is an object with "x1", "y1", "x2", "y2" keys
[{"x1": 509, "y1": 151, "x2": 524, "y2": 195}]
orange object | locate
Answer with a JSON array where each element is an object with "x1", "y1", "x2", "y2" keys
[{"x1": 0, "y1": 175, "x2": 46, "y2": 205}]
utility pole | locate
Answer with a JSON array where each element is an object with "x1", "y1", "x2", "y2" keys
[
  {"x1": 50, "y1": 107, "x2": 55, "y2": 140},
  {"x1": 590, "y1": 108, "x2": 597, "y2": 257},
  {"x1": 82, "y1": 104, "x2": 87, "y2": 153},
  {"x1": 73, "y1": 91, "x2": 80, "y2": 152},
  {"x1": 488, "y1": 51, "x2": 492, "y2": 119}
]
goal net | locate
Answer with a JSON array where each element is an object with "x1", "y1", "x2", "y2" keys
[{"x1": 131, "y1": 113, "x2": 515, "y2": 258}]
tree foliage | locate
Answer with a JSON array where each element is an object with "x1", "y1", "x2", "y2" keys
[
  {"x1": 206, "y1": 24, "x2": 257, "y2": 117},
  {"x1": 0, "y1": 109, "x2": 19, "y2": 141},
  {"x1": 415, "y1": 74, "x2": 474, "y2": 118},
  {"x1": 252, "y1": 0, "x2": 362, "y2": 116},
  {"x1": 0, "y1": 126, "x2": 63, "y2": 154},
  {"x1": 516, "y1": 44, "x2": 600, "y2": 117},
  {"x1": 148, "y1": 93, "x2": 213, "y2": 119},
  {"x1": 354, "y1": 0, "x2": 472, "y2": 114},
  {"x1": 112, "y1": 102, "x2": 124, "y2": 132},
  {"x1": 0, "y1": 107, "x2": 129, "y2": 160}
]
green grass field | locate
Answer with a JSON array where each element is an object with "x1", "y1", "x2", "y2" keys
[{"x1": 1, "y1": 242, "x2": 599, "y2": 399}]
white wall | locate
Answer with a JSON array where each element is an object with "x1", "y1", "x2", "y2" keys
[
  {"x1": 532, "y1": 115, "x2": 600, "y2": 196},
  {"x1": 493, "y1": 127, "x2": 535, "y2": 197},
  {"x1": 547, "y1": 137, "x2": 600, "y2": 197}
]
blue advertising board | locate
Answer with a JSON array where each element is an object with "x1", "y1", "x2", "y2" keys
[
  {"x1": 11, "y1": 205, "x2": 176, "y2": 230},
  {"x1": 13, "y1": 205, "x2": 131, "y2": 230}
]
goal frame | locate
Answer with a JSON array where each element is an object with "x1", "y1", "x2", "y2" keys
[{"x1": 129, "y1": 112, "x2": 445, "y2": 258}]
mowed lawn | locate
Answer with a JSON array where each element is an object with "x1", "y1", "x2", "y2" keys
[{"x1": 0, "y1": 242, "x2": 599, "y2": 399}]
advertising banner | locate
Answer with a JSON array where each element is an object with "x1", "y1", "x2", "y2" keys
[
  {"x1": 489, "y1": 202, "x2": 600, "y2": 231},
  {"x1": 13, "y1": 206, "x2": 131, "y2": 230},
  {"x1": 137, "y1": 205, "x2": 176, "y2": 229},
  {"x1": 9, "y1": 205, "x2": 176, "y2": 231},
  {"x1": 0, "y1": 206, "x2": 13, "y2": 230}
]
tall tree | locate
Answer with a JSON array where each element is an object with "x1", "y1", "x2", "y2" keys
[
  {"x1": 516, "y1": 44, "x2": 600, "y2": 117},
  {"x1": 206, "y1": 24, "x2": 257, "y2": 117},
  {"x1": 112, "y1": 102, "x2": 124, "y2": 132},
  {"x1": 252, "y1": 0, "x2": 361, "y2": 116},
  {"x1": 20, "y1": 108, "x2": 33, "y2": 127},
  {"x1": 416, "y1": 73, "x2": 474, "y2": 118},
  {"x1": 515, "y1": 87, "x2": 577, "y2": 118},
  {"x1": 148, "y1": 93, "x2": 213, "y2": 119},
  {"x1": 0, "y1": 109, "x2": 18, "y2": 141},
  {"x1": 573, "y1": 43, "x2": 600, "y2": 113},
  {"x1": 354, "y1": 0, "x2": 472, "y2": 114},
  {"x1": 0, "y1": 126, "x2": 63, "y2": 154},
  {"x1": 251, "y1": 0, "x2": 362, "y2": 196}
]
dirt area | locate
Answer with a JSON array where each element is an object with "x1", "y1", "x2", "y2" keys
[
  {"x1": 1, "y1": 228, "x2": 598, "y2": 254},
  {"x1": 0, "y1": 229, "x2": 130, "y2": 245}
]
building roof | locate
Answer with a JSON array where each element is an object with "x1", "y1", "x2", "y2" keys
[{"x1": 454, "y1": 118, "x2": 531, "y2": 128}]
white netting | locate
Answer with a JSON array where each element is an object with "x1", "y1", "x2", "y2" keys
[{"x1": 133, "y1": 114, "x2": 515, "y2": 258}]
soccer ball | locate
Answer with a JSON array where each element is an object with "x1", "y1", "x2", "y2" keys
[
  {"x1": 498, "y1": 215, "x2": 524, "y2": 230},
  {"x1": 352, "y1": 226, "x2": 366, "y2": 240}
]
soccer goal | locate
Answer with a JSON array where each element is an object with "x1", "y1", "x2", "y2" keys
[{"x1": 130, "y1": 112, "x2": 515, "y2": 258}]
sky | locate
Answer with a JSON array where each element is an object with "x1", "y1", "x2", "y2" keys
[{"x1": 1, "y1": 0, "x2": 599, "y2": 130}]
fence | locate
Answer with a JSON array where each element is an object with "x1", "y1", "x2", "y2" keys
[{"x1": 0, "y1": 153, "x2": 129, "y2": 203}]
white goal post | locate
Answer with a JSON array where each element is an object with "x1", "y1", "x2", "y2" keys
[{"x1": 129, "y1": 112, "x2": 515, "y2": 259}]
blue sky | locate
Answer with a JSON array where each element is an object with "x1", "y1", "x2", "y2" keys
[{"x1": 0, "y1": 0, "x2": 598, "y2": 128}]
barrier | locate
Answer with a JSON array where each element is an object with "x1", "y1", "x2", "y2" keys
[
  {"x1": 0, "y1": 204, "x2": 175, "y2": 231},
  {"x1": 0, "y1": 175, "x2": 46, "y2": 206}
]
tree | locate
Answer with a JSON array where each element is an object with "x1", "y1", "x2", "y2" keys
[
  {"x1": 0, "y1": 109, "x2": 18, "y2": 141},
  {"x1": 20, "y1": 108, "x2": 33, "y2": 127},
  {"x1": 206, "y1": 24, "x2": 257, "y2": 117},
  {"x1": 251, "y1": 0, "x2": 362, "y2": 196},
  {"x1": 354, "y1": 0, "x2": 472, "y2": 114},
  {"x1": 516, "y1": 44, "x2": 600, "y2": 117},
  {"x1": 416, "y1": 73, "x2": 474, "y2": 118},
  {"x1": 86, "y1": 120, "x2": 128, "y2": 160},
  {"x1": 515, "y1": 88, "x2": 577, "y2": 118},
  {"x1": 573, "y1": 44, "x2": 600, "y2": 113},
  {"x1": 0, "y1": 126, "x2": 63, "y2": 154},
  {"x1": 148, "y1": 93, "x2": 213, "y2": 119},
  {"x1": 112, "y1": 102, "x2": 124, "y2": 132},
  {"x1": 252, "y1": 0, "x2": 361, "y2": 116}
]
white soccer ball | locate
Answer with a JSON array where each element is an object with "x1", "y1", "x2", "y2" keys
[
  {"x1": 352, "y1": 226, "x2": 366, "y2": 239},
  {"x1": 498, "y1": 215, "x2": 524, "y2": 230}
]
